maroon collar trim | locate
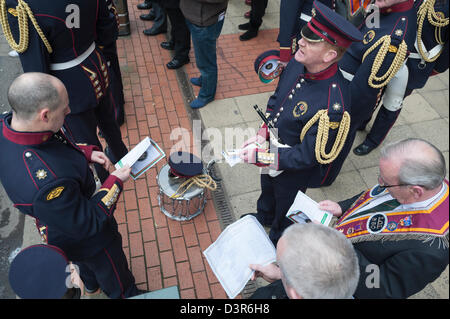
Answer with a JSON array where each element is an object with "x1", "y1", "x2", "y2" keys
[
  {"x1": 2, "y1": 116, "x2": 53, "y2": 145},
  {"x1": 304, "y1": 63, "x2": 338, "y2": 81},
  {"x1": 380, "y1": 0, "x2": 414, "y2": 14}
]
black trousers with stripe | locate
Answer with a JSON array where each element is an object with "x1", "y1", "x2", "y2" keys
[{"x1": 74, "y1": 232, "x2": 139, "y2": 299}]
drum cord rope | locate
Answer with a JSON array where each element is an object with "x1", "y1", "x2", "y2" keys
[
  {"x1": 417, "y1": 0, "x2": 448, "y2": 63},
  {"x1": 0, "y1": 0, "x2": 52, "y2": 53},
  {"x1": 300, "y1": 110, "x2": 351, "y2": 165},
  {"x1": 170, "y1": 175, "x2": 217, "y2": 199}
]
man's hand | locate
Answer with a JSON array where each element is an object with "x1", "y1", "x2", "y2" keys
[
  {"x1": 318, "y1": 200, "x2": 343, "y2": 217},
  {"x1": 249, "y1": 263, "x2": 281, "y2": 283},
  {"x1": 111, "y1": 165, "x2": 132, "y2": 183},
  {"x1": 239, "y1": 146, "x2": 258, "y2": 164},
  {"x1": 91, "y1": 151, "x2": 112, "y2": 171},
  {"x1": 240, "y1": 134, "x2": 266, "y2": 150}
]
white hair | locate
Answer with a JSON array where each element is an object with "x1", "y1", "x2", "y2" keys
[
  {"x1": 380, "y1": 138, "x2": 446, "y2": 190},
  {"x1": 278, "y1": 223, "x2": 360, "y2": 299}
]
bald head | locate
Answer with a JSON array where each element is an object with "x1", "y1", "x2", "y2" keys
[
  {"x1": 380, "y1": 138, "x2": 446, "y2": 190},
  {"x1": 8, "y1": 73, "x2": 65, "y2": 121}
]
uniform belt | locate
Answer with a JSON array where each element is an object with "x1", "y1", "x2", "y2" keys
[
  {"x1": 300, "y1": 13, "x2": 312, "y2": 22},
  {"x1": 409, "y1": 40, "x2": 443, "y2": 60},
  {"x1": 50, "y1": 42, "x2": 96, "y2": 71},
  {"x1": 339, "y1": 68, "x2": 354, "y2": 81}
]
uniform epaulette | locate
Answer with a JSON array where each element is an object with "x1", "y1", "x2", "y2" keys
[
  {"x1": 362, "y1": 16, "x2": 409, "y2": 88},
  {"x1": 0, "y1": 0, "x2": 52, "y2": 53},
  {"x1": 300, "y1": 83, "x2": 351, "y2": 164},
  {"x1": 416, "y1": 0, "x2": 449, "y2": 62}
]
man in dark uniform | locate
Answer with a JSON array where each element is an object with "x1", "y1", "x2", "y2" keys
[
  {"x1": 1, "y1": 0, "x2": 128, "y2": 180},
  {"x1": 240, "y1": 1, "x2": 363, "y2": 245},
  {"x1": 0, "y1": 73, "x2": 140, "y2": 298},
  {"x1": 338, "y1": 0, "x2": 418, "y2": 156},
  {"x1": 101, "y1": 0, "x2": 126, "y2": 126},
  {"x1": 354, "y1": 0, "x2": 449, "y2": 155}
]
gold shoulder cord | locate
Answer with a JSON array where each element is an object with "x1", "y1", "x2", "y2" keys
[
  {"x1": 300, "y1": 109, "x2": 351, "y2": 165},
  {"x1": 170, "y1": 175, "x2": 217, "y2": 199},
  {"x1": 362, "y1": 34, "x2": 408, "y2": 88},
  {"x1": 0, "y1": 0, "x2": 52, "y2": 53},
  {"x1": 417, "y1": 0, "x2": 449, "y2": 62}
]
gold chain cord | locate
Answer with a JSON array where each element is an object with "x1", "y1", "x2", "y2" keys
[
  {"x1": 0, "y1": 0, "x2": 52, "y2": 53},
  {"x1": 417, "y1": 0, "x2": 449, "y2": 62},
  {"x1": 362, "y1": 35, "x2": 408, "y2": 88},
  {"x1": 300, "y1": 110, "x2": 351, "y2": 165},
  {"x1": 170, "y1": 175, "x2": 217, "y2": 199}
]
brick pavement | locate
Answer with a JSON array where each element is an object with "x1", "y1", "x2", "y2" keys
[{"x1": 112, "y1": 0, "x2": 288, "y2": 300}]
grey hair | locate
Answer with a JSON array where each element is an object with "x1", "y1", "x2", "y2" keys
[
  {"x1": 380, "y1": 138, "x2": 446, "y2": 190},
  {"x1": 7, "y1": 72, "x2": 61, "y2": 120},
  {"x1": 278, "y1": 223, "x2": 360, "y2": 299}
]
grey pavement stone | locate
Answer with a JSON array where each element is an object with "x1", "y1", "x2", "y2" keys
[
  {"x1": 401, "y1": 93, "x2": 441, "y2": 124},
  {"x1": 410, "y1": 118, "x2": 449, "y2": 152}
]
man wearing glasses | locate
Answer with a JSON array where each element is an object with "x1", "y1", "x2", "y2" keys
[{"x1": 319, "y1": 138, "x2": 449, "y2": 298}]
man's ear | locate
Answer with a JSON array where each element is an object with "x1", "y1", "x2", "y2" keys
[
  {"x1": 286, "y1": 285, "x2": 303, "y2": 299},
  {"x1": 409, "y1": 185, "x2": 424, "y2": 199},
  {"x1": 323, "y1": 49, "x2": 338, "y2": 63},
  {"x1": 38, "y1": 108, "x2": 50, "y2": 123}
]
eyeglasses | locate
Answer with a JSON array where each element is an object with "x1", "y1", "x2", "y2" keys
[{"x1": 377, "y1": 174, "x2": 412, "y2": 189}]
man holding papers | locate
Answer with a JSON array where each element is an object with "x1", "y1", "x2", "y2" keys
[
  {"x1": 249, "y1": 223, "x2": 359, "y2": 299},
  {"x1": 0, "y1": 73, "x2": 140, "y2": 298},
  {"x1": 319, "y1": 138, "x2": 449, "y2": 298},
  {"x1": 240, "y1": 1, "x2": 363, "y2": 245}
]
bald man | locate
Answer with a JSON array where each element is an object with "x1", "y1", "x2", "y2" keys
[
  {"x1": 0, "y1": 73, "x2": 140, "y2": 298},
  {"x1": 249, "y1": 223, "x2": 360, "y2": 299},
  {"x1": 320, "y1": 138, "x2": 449, "y2": 298}
]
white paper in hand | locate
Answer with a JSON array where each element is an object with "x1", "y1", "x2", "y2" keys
[
  {"x1": 286, "y1": 190, "x2": 333, "y2": 226},
  {"x1": 203, "y1": 215, "x2": 276, "y2": 299}
]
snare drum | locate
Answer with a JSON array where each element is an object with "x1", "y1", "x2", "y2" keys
[{"x1": 157, "y1": 164, "x2": 207, "y2": 221}]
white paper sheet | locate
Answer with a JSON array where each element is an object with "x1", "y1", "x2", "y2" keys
[
  {"x1": 286, "y1": 190, "x2": 333, "y2": 226},
  {"x1": 203, "y1": 215, "x2": 276, "y2": 299},
  {"x1": 221, "y1": 142, "x2": 263, "y2": 167},
  {"x1": 115, "y1": 137, "x2": 165, "y2": 180}
]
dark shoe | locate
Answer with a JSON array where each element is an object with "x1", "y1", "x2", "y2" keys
[
  {"x1": 166, "y1": 57, "x2": 190, "y2": 69},
  {"x1": 238, "y1": 23, "x2": 251, "y2": 30},
  {"x1": 244, "y1": 11, "x2": 251, "y2": 19},
  {"x1": 240, "y1": 28, "x2": 258, "y2": 41},
  {"x1": 160, "y1": 41, "x2": 175, "y2": 50},
  {"x1": 240, "y1": 213, "x2": 272, "y2": 227},
  {"x1": 353, "y1": 142, "x2": 375, "y2": 156},
  {"x1": 140, "y1": 12, "x2": 155, "y2": 21},
  {"x1": 190, "y1": 77, "x2": 202, "y2": 87},
  {"x1": 137, "y1": 2, "x2": 152, "y2": 10},
  {"x1": 143, "y1": 27, "x2": 166, "y2": 36}
]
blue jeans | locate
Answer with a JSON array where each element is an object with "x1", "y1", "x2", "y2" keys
[{"x1": 186, "y1": 18, "x2": 225, "y2": 101}]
